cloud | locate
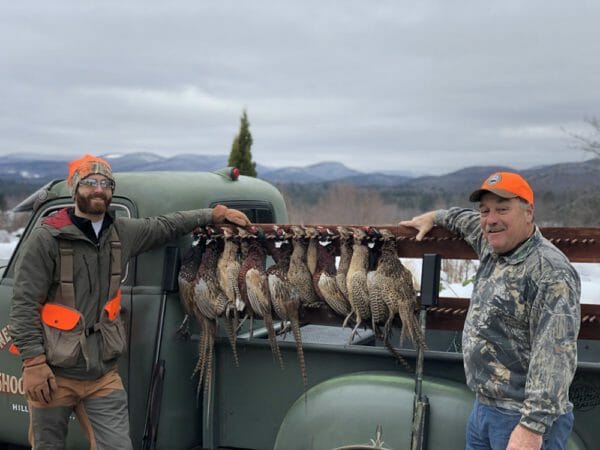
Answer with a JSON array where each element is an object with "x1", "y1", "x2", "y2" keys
[{"x1": 1, "y1": 0, "x2": 599, "y2": 174}]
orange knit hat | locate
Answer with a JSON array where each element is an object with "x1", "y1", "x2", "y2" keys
[
  {"x1": 469, "y1": 172, "x2": 534, "y2": 205},
  {"x1": 67, "y1": 154, "x2": 114, "y2": 198}
]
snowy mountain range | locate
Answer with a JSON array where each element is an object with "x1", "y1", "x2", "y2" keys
[
  {"x1": 0, "y1": 152, "x2": 414, "y2": 185},
  {"x1": 0, "y1": 152, "x2": 598, "y2": 191}
]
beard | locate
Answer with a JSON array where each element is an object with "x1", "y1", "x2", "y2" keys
[{"x1": 76, "y1": 191, "x2": 111, "y2": 216}]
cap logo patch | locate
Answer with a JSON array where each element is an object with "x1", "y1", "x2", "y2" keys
[{"x1": 486, "y1": 173, "x2": 502, "y2": 186}]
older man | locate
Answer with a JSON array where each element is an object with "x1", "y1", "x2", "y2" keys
[{"x1": 400, "y1": 172, "x2": 580, "y2": 450}]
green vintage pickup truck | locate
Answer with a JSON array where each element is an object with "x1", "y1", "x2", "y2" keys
[{"x1": 0, "y1": 169, "x2": 599, "y2": 450}]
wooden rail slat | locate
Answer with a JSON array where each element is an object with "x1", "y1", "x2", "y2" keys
[
  {"x1": 216, "y1": 224, "x2": 600, "y2": 338},
  {"x1": 241, "y1": 224, "x2": 600, "y2": 262},
  {"x1": 297, "y1": 301, "x2": 600, "y2": 340}
]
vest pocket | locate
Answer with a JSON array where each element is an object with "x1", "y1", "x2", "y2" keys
[
  {"x1": 41, "y1": 302, "x2": 84, "y2": 368},
  {"x1": 99, "y1": 314, "x2": 126, "y2": 361},
  {"x1": 42, "y1": 321, "x2": 84, "y2": 368}
]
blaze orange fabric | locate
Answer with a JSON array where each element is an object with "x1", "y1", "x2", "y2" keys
[
  {"x1": 469, "y1": 171, "x2": 534, "y2": 205},
  {"x1": 41, "y1": 303, "x2": 81, "y2": 331},
  {"x1": 104, "y1": 290, "x2": 121, "y2": 321},
  {"x1": 9, "y1": 343, "x2": 20, "y2": 355},
  {"x1": 67, "y1": 154, "x2": 114, "y2": 197}
]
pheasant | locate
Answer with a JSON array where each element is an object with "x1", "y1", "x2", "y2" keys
[
  {"x1": 264, "y1": 226, "x2": 296, "y2": 328},
  {"x1": 216, "y1": 226, "x2": 242, "y2": 366},
  {"x1": 370, "y1": 228, "x2": 426, "y2": 353},
  {"x1": 239, "y1": 226, "x2": 284, "y2": 368},
  {"x1": 344, "y1": 227, "x2": 372, "y2": 342},
  {"x1": 336, "y1": 226, "x2": 353, "y2": 300},
  {"x1": 176, "y1": 230, "x2": 204, "y2": 340},
  {"x1": 191, "y1": 231, "x2": 231, "y2": 396},
  {"x1": 265, "y1": 226, "x2": 306, "y2": 385},
  {"x1": 365, "y1": 228, "x2": 413, "y2": 371},
  {"x1": 366, "y1": 227, "x2": 387, "y2": 333},
  {"x1": 305, "y1": 225, "x2": 319, "y2": 276},
  {"x1": 237, "y1": 227, "x2": 257, "y2": 335},
  {"x1": 287, "y1": 225, "x2": 321, "y2": 309},
  {"x1": 313, "y1": 228, "x2": 351, "y2": 317}
]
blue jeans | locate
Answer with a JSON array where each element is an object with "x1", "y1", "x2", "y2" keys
[{"x1": 466, "y1": 400, "x2": 574, "y2": 450}]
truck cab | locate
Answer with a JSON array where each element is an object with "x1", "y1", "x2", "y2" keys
[{"x1": 0, "y1": 169, "x2": 288, "y2": 449}]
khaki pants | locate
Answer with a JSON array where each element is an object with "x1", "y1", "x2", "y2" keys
[{"x1": 27, "y1": 368, "x2": 133, "y2": 450}]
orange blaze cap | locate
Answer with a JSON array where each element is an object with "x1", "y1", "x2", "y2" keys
[
  {"x1": 67, "y1": 154, "x2": 114, "y2": 198},
  {"x1": 469, "y1": 172, "x2": 534, "y2": 205}
]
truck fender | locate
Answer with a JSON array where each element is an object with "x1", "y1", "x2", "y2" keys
[
  {"x1": 274, "y1": 371, "x2": 472, "y2": 450},
  {"x1": 274, "y1": 371, "x2": 587, "y2": 450}
]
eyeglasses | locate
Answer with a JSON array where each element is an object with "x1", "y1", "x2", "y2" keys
[{"x1": 79, "y1": 179, "x2": 115, "y2": 190}]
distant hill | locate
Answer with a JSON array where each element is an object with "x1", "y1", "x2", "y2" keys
[
  {"x1": 0, "y1": 152, "x2": 412, "y2": 185},
  {"x1": 1, "y1": 152, "x2": 599, "y2": 225},
  {"x1": 1, "y1": 151, "x2": 598, "y2": 193},
  {"x1": 382, "y1": 159, "x2": 600, "y2": 195},
  {"x1": 260, "y1": 161, "x2": 363, "y2": 183}
]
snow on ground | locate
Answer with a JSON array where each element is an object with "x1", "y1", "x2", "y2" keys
[
  {"x1": 1, "y1": 231, "x2": 599, "y2": 304},
  {"x1": 403, "y1": 258, "x2": 600, "y2": 305},
  {"x1": 574, "y1": 263, "x2": 600, "y2": 305},
  {"x1": 0, "y1": 229, "x2": 19, "y2": 267}
]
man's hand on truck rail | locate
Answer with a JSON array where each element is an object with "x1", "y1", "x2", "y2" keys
[{"x1": 399, "y1": 211, "x2": 436, "y2": 241}]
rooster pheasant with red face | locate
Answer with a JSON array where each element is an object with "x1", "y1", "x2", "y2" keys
[
  {"x1": 177, "y1": 230, "x2": 204, "y2": 341},
  {"x1": 313, "y1": 228, "x2": 351, "y2": 318}
]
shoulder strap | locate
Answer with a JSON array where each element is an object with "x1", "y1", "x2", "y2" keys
[
  {"x1": 57, "y1": 240, "x2": 76, "y2": 308},
  {"x1": 54, "y1": 226, "x2": 122, "y2": 307},
  {"x1": 108, "y1": 227, "x2": 122, "y2": 299}
]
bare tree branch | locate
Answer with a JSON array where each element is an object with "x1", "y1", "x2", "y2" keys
[{"x1": 565, "y1": 117, "x2": 600, "y2": 158}]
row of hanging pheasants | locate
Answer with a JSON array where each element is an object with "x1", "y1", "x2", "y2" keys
[{"x1": 177, "y1": 224, "x2": 426, "y2": 396}]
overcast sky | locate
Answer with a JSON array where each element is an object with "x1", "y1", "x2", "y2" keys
[{"x1": 1, "y1": 1, "x2": 599, "y2": 175}]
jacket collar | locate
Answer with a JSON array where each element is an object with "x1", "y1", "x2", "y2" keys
[
  {"x1": 42, "y1": 207, "x2": 114, "y2": 243},
  {"x1": 68, "y1": 208, "x2": 114, "y2": 243},
  {"x1": 496, "y1": 226, "x2": 542, "y2": 265}
]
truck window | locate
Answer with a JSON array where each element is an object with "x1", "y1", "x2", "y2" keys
[{"x1": 210, "y1": 201, "x2": 276, "y2": 224}]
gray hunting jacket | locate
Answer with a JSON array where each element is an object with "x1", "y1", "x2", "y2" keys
[
  {"x1": 435, "y1": 207, "x2": 581, "y2": 434},
  {"x1": 10, "y1": 207, "x2": 213, "y2": 380}
]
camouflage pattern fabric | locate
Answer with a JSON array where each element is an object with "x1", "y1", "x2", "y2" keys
[
  {"x1": 67, "y1": 154, "x2": 115, "y2": 198},
  {"x1": 434, "y1": 207, "x2": 581, "y2": 434}
]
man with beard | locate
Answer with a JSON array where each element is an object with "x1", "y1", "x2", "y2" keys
[
  {"x1": 400, "y1": 172, "x2": 580, "y2": 450},
  {"x1": 9, "y1": 154, "x2": 251, "y2": 449}
]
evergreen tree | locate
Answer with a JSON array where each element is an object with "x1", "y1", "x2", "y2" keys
[{"x1": 228, "y1": 110, "x2": 257, "y2": 177}]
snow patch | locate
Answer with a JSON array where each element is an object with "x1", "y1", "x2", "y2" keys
[{"x1": 19, "y1": 170, "x2": 41, "y2": 179}]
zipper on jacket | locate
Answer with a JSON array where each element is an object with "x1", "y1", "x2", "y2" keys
[
  {"x1": 82, "y1": 255, "x2": 93, "y2": 295},
  {"x1": 97, "y1": 238, "x2": 109, "y2": 322}
]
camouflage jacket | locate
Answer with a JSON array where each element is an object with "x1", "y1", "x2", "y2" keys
[{"x1": 434, "y1": 207, "x2": 581, "y2": 434}]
